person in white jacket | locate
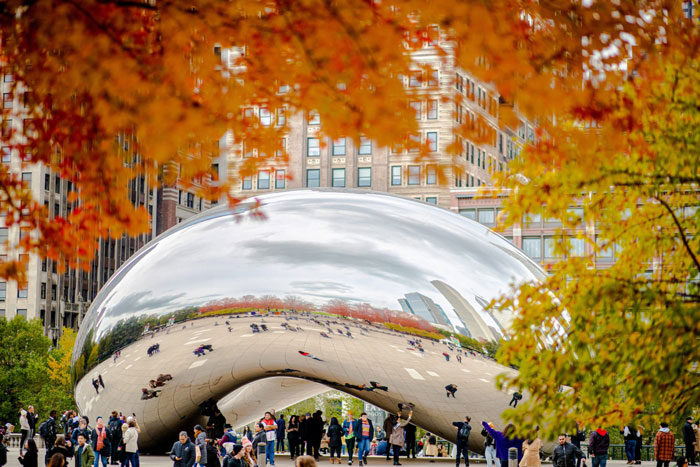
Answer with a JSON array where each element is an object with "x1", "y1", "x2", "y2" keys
[
  {"x1": 19, "y1": 409, "x2": 30, "y2": 456},
  {"x1": 122, "y1": 419, "x2": 140, "y2": 467}
]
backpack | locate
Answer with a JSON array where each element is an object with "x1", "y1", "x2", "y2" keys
[
  {"x1": 458, "y1": 423, "x2": 471, "y2": 440},
  {"x1": 39, "y1": 421, "x2": 49, "y2": 438}
]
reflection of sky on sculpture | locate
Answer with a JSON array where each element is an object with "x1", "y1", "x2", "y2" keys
[{"x1": 85, "y1": 190, "x2": 544, "y2": 342}]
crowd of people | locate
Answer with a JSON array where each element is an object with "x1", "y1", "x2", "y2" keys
[{"x1": 2, "y1": 399, "x2": 699, "y2": 467}]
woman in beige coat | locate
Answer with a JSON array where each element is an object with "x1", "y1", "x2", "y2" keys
[{"x1": 519, "y1": 427, "x2": 542, "y2": 467}]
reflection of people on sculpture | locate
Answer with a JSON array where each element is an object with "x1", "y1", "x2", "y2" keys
[
  {"x1": 92, "y1": 378, "x2": 100, "y2": 394},
  {"x1": 445, "y1": 384, "x2": 458, "y2": 398},
  {"x1": 147, "y1": 344, "x2": 160, "y2": 357},
  {"x1": 194, "y1": 345, "x2": 213, "y2": 357},
  {"x1": 320, "y1": 332, "x2": 331, "y2": 339},
  {"x1": 370, "y1": 381, "x2": 389, "y2": 391},
  {"x1": 141, "y1": 388, "x2": 160, "y2": 400},
  {"x1": 442, "y1": 353, "x2": 450, "y2": 362},
  {"x1": 509, "y1": 392, "x2": 522, "y2": 408},
  {"x1": 98, "y1": 375, "x2": 105, "y2": 389},
  {"x1": 298, "y1": 351, "x2": 323, "y2": 361}
]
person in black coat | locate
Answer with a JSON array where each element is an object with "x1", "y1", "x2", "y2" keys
[
  {"x1": 299, "y1": 414, "x2": 310, "y2": 457},
  {"x1": 553, "y1": 434, "x2": 582, "y2": 467},
  {"x1": 287, "y1": 415, "x2": 300, "y2": 460},
  {"x1": 206, "y1": 441, "x2": 221, "y2": 467},
  {"x1": 107, "y1": 413, "x2": 122, "y2": 465},
  {"x1": 326, "y1": 418, "x2": 345, "y2": 463},
  {"x1": 309, "y1": 411, "x2": 324, "y2": 460},
  {"x1": 222, "y1": 445, "x2": 244, "y2": 467},
  {"x1": 48, "y1": 438, "x2": 74, "y2": 467},
  {"x1": 683, "y1": 418, "x2": 697, "y2": 466},
  {"x1": 19, "y1": 439, "x2": 39, "y2": 467},
  {"x1": 0, "y1": 434, "x2": 8, "y2": 467},
  {"x1": 404, "y1": 424, "x2": 417, "y2": 459},
  {"x1": 452, "y1": 416, "x2": 472, "y2": 467}
]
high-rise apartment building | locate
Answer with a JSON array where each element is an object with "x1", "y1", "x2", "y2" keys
[
  {"x1": 223, "y1": 32, "x2": 533, "y2": 208},
  {"x1": 0, "y1": 71, "x2": 214, "y2": 342}
]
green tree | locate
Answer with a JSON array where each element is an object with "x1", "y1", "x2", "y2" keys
[{"x1": 493, "y1": 52, "x2": 700, "y2": 438}]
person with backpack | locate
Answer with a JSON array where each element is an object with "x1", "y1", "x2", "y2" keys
[
  {"x1": 71, "y1": 419, "x2": 91, "y2": 447},
  {"x1": 452, "y1": 416, "x2": 472, "y2": 467},
  {"x1": 41, "y1": 411, "x2": 59, "y2": 465},
  {"x1": 108, "y1": 412, "x2": 122, "y2": 465},
  {"x1": 571, "y1": 426, "x2": 586, "y2": 467}
]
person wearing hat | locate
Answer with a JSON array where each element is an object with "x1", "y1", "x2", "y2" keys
[
  {"x1": 223, "y1": 445, "x2": 245, "y2": 467},
  {"x1": 219, "y1": 425, "x2": 238, "y2": 456},
  {"x1": 241, "y1": 437, "x2": 257, "y2": 467},
  {"x1": 171, "y1": 432, "x2": 196, "y2": 467},
  {"x1": 194, "y1": 425, "x2": 208, "y2": 467}
]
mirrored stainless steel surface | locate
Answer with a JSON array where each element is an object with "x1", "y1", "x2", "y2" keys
[{"x1": 72, "y1": 189, "x2": 545, "y2": 451}]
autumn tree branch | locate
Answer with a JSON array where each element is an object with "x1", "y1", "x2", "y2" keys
[{"x1": 654, "y1": 194, "x2": 700, "y2": 273}]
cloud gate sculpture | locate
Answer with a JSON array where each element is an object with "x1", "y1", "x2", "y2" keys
[{"x1": 72, "y1": 189, "x2": 546, "y2": 452}]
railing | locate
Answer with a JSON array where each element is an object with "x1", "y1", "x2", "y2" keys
[
  {"x1": 5, "y1": 433, "x2": 48, "y2": 449},
  {"x1": 582, "y1": 443, "x2": 687, "y2": 461}
]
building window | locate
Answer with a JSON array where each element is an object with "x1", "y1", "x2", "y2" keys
[
  {"x1": 332, "y1": 168, "x2": 346, "y2": 187},
  {"x1": 257, "y1": 170, "x2": 270, "y2": 189},
  {"x1": 307, "y1": 138, "x2": 320, "y2": 157},
  {"x1": 0, "y1": 282, "x2": 6, "y2": 301},
  {"x1": 428, "y1": 69, "x2": 439, "y2": 87},
  {"x1": 275, "y1": 170, "x2": 286, "y2": 189},
  {"x1": 426, "y1": 166, "x2": 437, "y2": 185},
  {"x1": 306, "y1": 169, "x2": 320, "y2": 187},
  {"x1": 478, "y1": 208, "x2": 495, "y2": 225},
  {"x1": 332, "y1": 138, "x2": 346, "y2": 156},
  {"x1": 259, "y1": 108, "x2": 272, "y2": 126},
  {"x1": 408, "y1": 166, "x2": 420, "y2": 185},
  {"x1": 427, "y1": 100, "x2": 438, "y2": 119},
  {"x1": 409, "y1": 101, "x2": 421, "y2": 120},
  {"x1": 2, "y1": 93, "x2": 12, "y2": 109},
  {"x1": 596, "y1": 236, "x2": 614, "y2": 260},
  {"x1": 409, "y1": 71, "x2": 422, "y2": 87},
  {"x1": 41, "y1": 282, "x2": 46, "y2": 299},
  {"x1": 0, "y1": 228, "x2": 7, "y2": 240},
  {"x1": 186, "y1": 192, "x2": 194, "y2": 208},
  {"x1": 21, "y1": 172, "x2": 32, "y2": 185},
  {"x1": 276, "y1": 138, "x2": 286, "y2": 157},
  {"x1": 44, "y1": 173, "x2": 50, "y2": 191},
  {"x1": 408, "y1": 133, "x2": 420, "y2": 152},
  {"x1": 18, "y1": 287, "x2": 27, "y2": 298},
  {"x1": 0, "y1": 309, "x2": 4, "y2": 317},
  {"x1": 308, "y1": 111, "x2": 321, "y2": 125},
  {"x1": 523, "y1": 212, "x2": 542, "y2": 227},
  {"x1": 391, "y1": 166, "x2": 402, "y2": 186},
  {"x1": 357, "y1": 167, "x2": 371, "y2": 187},
  {"x1": 544, "y1": 236, "x2": 557, "y2": 259},
  {"x1": 17, "y1": 309, "x2": 26, "y2": 317},
  {"x1": 242, "y1": 176, "x2": 252, "y2": 190},
  {"x1": 55, "y1": 175, "x2": 60, "y2": 193},
  {"x1": 1, "y1": 147, "x2": 10, "y2": 165},
  {"x1": 277, "y1": 107, "x2": 286, "y2": 126},
  {"x1": 459, "y1": 209, "x2": 476, "y2": 220},
  {"x1": 522, "y1": 237, "x2": 542, "y2": 260},
  {"x1": 427, "y1": 132, "x2": 438, "y2": 152},
  {"x1": 569, "y1": 237, "x2": 585, "y2": 257},
  {"x1": 51, "y1": 284, "x2": 56, "y2": 300},
  {"x1": 426, "y1": 197, "x2": 437, "y2": 205},
  {"x1": 358, "y1": 137, "x2": 372, "y2": 155}
]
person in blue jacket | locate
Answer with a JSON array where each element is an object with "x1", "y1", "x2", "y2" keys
[{"x1": 481, "y1": 421, "x2": 523, "y2": 467}]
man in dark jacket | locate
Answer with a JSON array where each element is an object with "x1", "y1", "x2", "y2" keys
[
  {"x1": 309, "y1": 411, "x2": 324, "y2": 460},
  {"x1": 107, "y1": 413, "x2": 122, "y2": 465},
  {"x1": 404, "y1": 423, "x2": 417, "y2": 459},
  {"x1": 383, "y1": 415, "x2": 395, "y2": 460},
  {"x1": 452, "y1": 416, "x2": 471, "y2": 467},
  {"x1": 71, "y1": 419, "x2": 91, "y2": 447},
  {"x1": 553, "y1": 434, "x2": 583, "y2": 467},
  {"x1": 171, "y1": 432, "x2": 196, "y2": 467},
  {"x1": 0, "y1": 434, "x2": 7, "y2": 467},
  {"x1": 571, "y1": 427, "x2": 586, "y2": 467},
  {"x1": 276, "y1": 415, "x2": 286, "y2": 453},
  {"x1": 683, "y1": 417, "x2": 697, "y2": 466},
  {"x1": 588, "y1": 428, "x2": 610, "y2": 467},
  {"x1": 207, "y1": 410, "x2": 227, "y2": 442}
]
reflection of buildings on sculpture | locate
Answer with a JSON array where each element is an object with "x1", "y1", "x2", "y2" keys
[
  {"x1": 398, "y1": 292, "x2": 450, "y2": 328},
  {"x1": 430, "y1": 280, "x2": 499, "y2": 341}
]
